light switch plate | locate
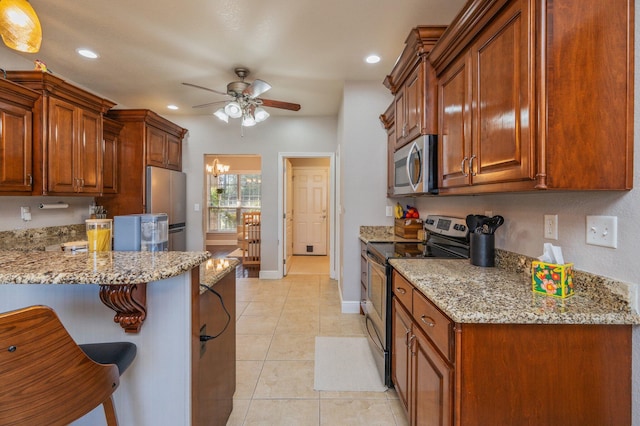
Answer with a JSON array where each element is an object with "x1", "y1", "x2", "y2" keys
[
  {"x1": 586, "y1": 215, "x2": 617, "y2": 248},
  {"x1": 385, "y1": 206, "x2": 393, "y2": 217}
]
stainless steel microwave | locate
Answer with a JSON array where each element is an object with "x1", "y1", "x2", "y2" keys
[{"x1": 392, "y1": 135, "x2": 438, "y2": 195}]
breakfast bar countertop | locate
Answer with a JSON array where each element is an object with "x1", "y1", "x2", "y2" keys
[
  {"x1": 390, "y1": 258, "x2": 640, "y2": 325},
  {"x1": 0, "y1": 250, "x2": 211, "y2": 285}
]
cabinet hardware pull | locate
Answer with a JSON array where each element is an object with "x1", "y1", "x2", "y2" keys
[
  {"x1": 469, "y1": 155, "x2": 477, "y2": 176},
  {"x1": 27, "y1": 174, "x2": 32, "y2": 185},
  {"x1": 421, "y1": 315, "x2": 436, "y2": 327},
  {"x1": 408, "y1": 334, "x2": 416, "y2": 351},
  {"x1": 461, "y1": 157, "x2": 468, "y2": 177},
  {"x1": 396, "y1": 287, "x2": 407, "y2": 295}
]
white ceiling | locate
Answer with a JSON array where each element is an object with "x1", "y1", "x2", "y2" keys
[{"x1": 17, "y1": 0, "x2": 465, "y2": 117}]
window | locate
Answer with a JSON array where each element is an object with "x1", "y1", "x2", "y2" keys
[{"x1": 207, "y1": 173, "x2": 261, "y2": 232}]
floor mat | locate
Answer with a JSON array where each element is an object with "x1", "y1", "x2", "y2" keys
[{"x1": 314, "y1": 336, "x2": 387, "y2": 392}]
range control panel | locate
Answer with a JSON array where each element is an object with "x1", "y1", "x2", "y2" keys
[{"x1": 424, "y1": 215, "x2": 468, "y2": 239}]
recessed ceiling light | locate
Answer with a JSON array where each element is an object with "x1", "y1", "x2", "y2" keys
[
  {"x1": 167, "y1": 105, "x2": 179, "y2": 110},
  {"x1": 76, "y1": 48, "x2": 98, "y2": 59},
  {"x1": 365, "y1": 54, "x2": 381, "y2": 64}
]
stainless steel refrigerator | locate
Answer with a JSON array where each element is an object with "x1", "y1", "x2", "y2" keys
[{"x1": 146, "y1": 166, "x2": 187, "y2": 251}]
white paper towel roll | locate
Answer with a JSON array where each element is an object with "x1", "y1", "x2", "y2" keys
[{"x1": 39, "y1": 203, "x2": 69, "y2": 209}]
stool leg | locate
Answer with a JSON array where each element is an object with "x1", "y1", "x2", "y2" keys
[{"x1": 103, "y1": 395, "x2": 119, "y2": 426}]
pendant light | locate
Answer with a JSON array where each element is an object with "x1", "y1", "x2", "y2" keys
[{"x1": 0, "y1": 0, "x2": 42, "y2": 53}]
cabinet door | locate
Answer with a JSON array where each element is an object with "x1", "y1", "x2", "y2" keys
[
  {"x1": 102, "y1": 125, "x2": 119, "y2": 194},
  {"x1": 146, "y1": 126, "x2": 166, "y2": 167},
  {"x1": 0, "y1": 103, "x2": 33, "y2": 192},
  {"x1": 394, "y1": 87, "x2": 407, "y2": 149},
  {"x1": 165, "y1": 133, "x2": 182, "y2": 170},
  {"x1": 438, "y1": 52, "x2": 472, "y2": 189},
  {"x1": 411, "y1": 325, "x2": 453, "y2": 426},
  {"x1": 403, "y1": 63, "x2": 424, "y2": 143},
  {"x1": 392, "y1": 298, "x2": 412, "y2": 411},
  {"x1": 47, "y1": 97, "x2": 77, "y2": 193},
  {"x1": 76, "y1": 109, "x2": 102, "y2": 194},
  {"x1": 470, "y1": 0, "x2": 533, "y2": 185}
]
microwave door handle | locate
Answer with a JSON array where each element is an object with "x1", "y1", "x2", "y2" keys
[{"x1": 406, "y1": 141, "x2": 421, "y2": 191}]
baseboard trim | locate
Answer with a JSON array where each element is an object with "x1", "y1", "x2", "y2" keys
[
  {"x1": 259, "y1": 270, "x2": 281, "y2": 280},
  {"x1": 341, "y1": 300, "x2": 361, "y2": 314}
]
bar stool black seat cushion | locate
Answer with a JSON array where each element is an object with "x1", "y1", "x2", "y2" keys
[{"x1": 79, "y1": 342, "x2": 137, "y2": 376}]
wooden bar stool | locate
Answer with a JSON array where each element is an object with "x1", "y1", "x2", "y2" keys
[{"x1": 0, "y1": 305, "x2": 136, "y2": 426}]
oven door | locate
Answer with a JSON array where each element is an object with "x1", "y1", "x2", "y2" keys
[{"x1": 365, "y1": 252, "x2": 389, "y2": 385}]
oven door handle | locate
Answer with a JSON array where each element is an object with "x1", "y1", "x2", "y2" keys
[
  {"x1": 366, "y1": 251, "x2": 386, "y2": 268},
  {"x1": 364, "y1": 315, "x2": 384, "y2": 352}
]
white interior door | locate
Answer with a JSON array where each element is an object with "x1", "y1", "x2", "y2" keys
[
  {"x1": 284, "y1": 159, "x2": 294, "y2": 275},
  {"x1": 292, "y1": 167, "x2": 328, "y2": 255}
]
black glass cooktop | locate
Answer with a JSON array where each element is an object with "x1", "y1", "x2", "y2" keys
[{"x1": 367, "y1": 235, "x2": 469, "y2": 263}]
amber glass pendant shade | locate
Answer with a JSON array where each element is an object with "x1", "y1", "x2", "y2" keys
[{"x1": 0, "y1": 0, "x2": 42, "y2": 53}]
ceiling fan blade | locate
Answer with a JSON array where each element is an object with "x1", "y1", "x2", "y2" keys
[
  {"x1": 192, "y1": 100, "x2": 227, "y2": 109},
  {"x1": 182, "y1": 82, "x2": 228, "y2": 96},
  {"x1": 243, "y1": 79, "x2": 271, "y2": 98},
  {"x1": 260, "y1": 98, "x2": 301, "y2": 111}
]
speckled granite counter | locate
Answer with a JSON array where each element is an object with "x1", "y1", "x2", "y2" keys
[
  {"x1": 0, "y1": 224, "x2": 87, "y2": 251},
  {"x1": 0, "y1": 250, "x2": 211, "y2": 285},
  {"x1": 200, "y1": 257, "x2": 240, "y2": 294},
  {"x1": 390, "y1": 258, "x2": 640, "y2": 325},
  {"x1": 359, "y1": 226, "x2": 420, "y2": 243}
]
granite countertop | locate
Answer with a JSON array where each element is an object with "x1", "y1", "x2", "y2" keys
[
  {"x1": 0, "y1": 250, "x2": 211, "y2": 285},
  {"x1": 200, "y1": 257, "x2": 240, "y2": 294},
  {"x1": 390, "y1": 258, "x2": 640, "y2": 325},
  {"x1": 359, "y1": 226, "x2": 421, "y2": 243}
]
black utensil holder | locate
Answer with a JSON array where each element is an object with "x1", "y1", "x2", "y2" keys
[{"x1": 470, "y1": 232, "x2": 495, "y2": 267}]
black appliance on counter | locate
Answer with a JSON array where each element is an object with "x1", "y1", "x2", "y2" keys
[{"x1": 363, "y1": 215, "x2": 470, "y2": 387}]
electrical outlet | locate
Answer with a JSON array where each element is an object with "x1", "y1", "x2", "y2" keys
[
  {"x1": 586, "y1": 216, "x2": 618, "y2": 248},
  {"x1": 544, "y1": 214, "x2": 558, "y2": 240},
  {"x1": 20, "y1": 206, "x2": 31, "y2": 221}
]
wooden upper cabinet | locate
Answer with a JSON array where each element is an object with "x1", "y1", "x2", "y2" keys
[
  {"x1": 97, "y1": 109, "x2": 187, "y2": 217},
  {"x1": 145, "y1": 119, "x2": 183, "y2": 171},
  {"x1": 6, "y1": 71, "x2": 116, "y2": 195},
  {"x1": 430, "y1": 0, "x2": 633, "y2": 193},
  {"x1": 379, "y1": 103, "x2": 395, "y2": 196},
  {"x1": 438, "y1": 0, "x2": 533, "y2": 191},
  {"x1": 102, "y1": 117, "x2": 123, "y2": 194},
  {"x1": 0, "y1": 79, "x2": 39, "y2": 194},
  {"x1": 384, "y1": 26, "x2": 447, "y2": 149}
]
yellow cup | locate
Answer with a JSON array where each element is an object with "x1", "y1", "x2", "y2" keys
[{"x1": 86, "y1": 219, "x2": 112, "y2": 252}]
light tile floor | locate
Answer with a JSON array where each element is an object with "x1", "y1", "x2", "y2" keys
[{"x1": 226, "y1": 258, "x2": 409, "y2": 426}]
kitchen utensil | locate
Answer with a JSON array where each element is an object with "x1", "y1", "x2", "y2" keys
[
  {"x1": 484, "y1": 215, "x2": 504, "y2": 234},
  {"x1": 466, "y1": 214, "x2": 490, "y2": 237}
]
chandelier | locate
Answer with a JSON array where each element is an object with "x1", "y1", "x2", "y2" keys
[
  {"x1": 206, "y1": 158, "x2": 230, "y2": 177},
  {"x1": 0, "y1": 0, "x2": 42, "y2": 53},
  {"x1": 213, "y1": 99, "x2": 270, "y2": 127}
]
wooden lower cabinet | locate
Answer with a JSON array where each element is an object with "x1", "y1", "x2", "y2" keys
[
  {"x1": 198, "y1": 272, "x2": 236, "y2": 425},
  {"x1": 412, "y1": 323, "x2": 452, "y2": 426},
  {"x1": 391, "y1": 270, "x2": 632, "y2": 426},
  {"x1": 391, "y1": 298, "x2": 411, "y2": 411}
]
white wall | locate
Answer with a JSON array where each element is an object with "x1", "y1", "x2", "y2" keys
[
  {"x1": 0, "y1": 196, "x2": 95, "y2": 232},
  {"x1": 339, "y1": 81, "x2": 394, "y2": 303},
  {"x1": 171, "y1": 114, "x2": 337, "y2": 273}
]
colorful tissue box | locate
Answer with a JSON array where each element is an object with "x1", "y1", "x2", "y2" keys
[{"x1": 532, "y1": 261, "x2": 574, "y2": 298}]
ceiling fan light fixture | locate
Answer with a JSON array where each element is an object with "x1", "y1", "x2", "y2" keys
[
  {"x1": 213, "y1": 108, "x2": 229, "y2": 123},
  {"x1": 254, "y1": 107, "x2": 270, "y2": 123},
  {"x1": 0, "y1": 0, "x2": 42, "y2": 53},
  {"x1": 241, "y1": 114, "x2": 256, "y2": 127},
  {"x1": 224, "y1": 101, "x2": 243, "y2": 118}
]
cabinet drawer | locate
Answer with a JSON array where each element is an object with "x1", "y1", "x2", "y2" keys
[
  {"x1": 412, "y1": 289, "x2": 452, "y2": 361},
  {"x1": 392, "y1": 271, "x2": 413, "y2": 310}
]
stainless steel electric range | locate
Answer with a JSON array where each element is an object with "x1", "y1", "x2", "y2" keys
[{"x1": 363, "y1": 215, "x2": 470, "y2": 387}]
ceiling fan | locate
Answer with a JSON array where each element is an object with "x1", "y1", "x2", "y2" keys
[{"x1": 182, "y1": 67, "x2": 301, "y2": 127}]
